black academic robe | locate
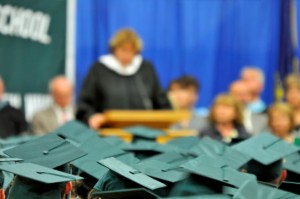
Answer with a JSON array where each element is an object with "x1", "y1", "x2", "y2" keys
[
  {"x1": 0, "y1": 104, "x2": 27, "y2": 138},
  {"x1": 76, "y1": 59, "x2": 171, "y2": 123}
]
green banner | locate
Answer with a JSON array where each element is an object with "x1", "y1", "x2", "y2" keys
[{"x1": 0, "y1": 0, "x2": 66, "y2": 94}]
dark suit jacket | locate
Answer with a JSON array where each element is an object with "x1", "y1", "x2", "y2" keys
[{"x1": 0, "y1": 103, "x2": 27, "y2": 138}]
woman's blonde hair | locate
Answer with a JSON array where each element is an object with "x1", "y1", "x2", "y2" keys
[
  {"x1": 285, "y1": 74, "x2": 300, "y2": 90},
  {"x1": 109, "y1": 28, "x2": 143, "y2": 53},
  {"x1": 208, "y1": 93, "x2": 244, "y2": 126},
  {"x1": 268, "y1": 102, "x2": 295, "y2": 132}
]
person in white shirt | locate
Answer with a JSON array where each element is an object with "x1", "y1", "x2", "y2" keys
[
  {"x1": 230, "y1": 80, "x2": 268, "y2": 135},
  {"x1": 240, "y1": 67, "x2": 267, "y2": 113},
  {"x1": 31, "y1": 76, "x2": 74, "y2": 135}
]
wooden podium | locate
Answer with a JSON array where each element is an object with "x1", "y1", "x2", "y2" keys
[
  {"x1": 102, "y1": 110, "x2": 191, "y2": 129},
  {"x1": 99, "y1": 110, "x2": 198, "y2": 143}
]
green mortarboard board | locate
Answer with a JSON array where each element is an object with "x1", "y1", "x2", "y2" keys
[
  {"x1": 71, "y1": 136, "x2": 127, "y2": 180},
  {"x1": 257, "y1": 183, "x2": 300, "y2": 199},
  {"x1": 233, "y1": 133, "x2": 299, "y2": 165},
  {"x1": 145, "y1": 152, "x2": 194, "y2": 167},
  {"x1": 0, "y1": 146, "x2": 15, "y2": 158},
  {"x1": 163, "y1": 195, "x2": 231, "y2": 199},
  {"x1": 133, "y1": 159, "x2": 188, "y2": 183},
  {"x1": 180, "y1": 155, "x2": 257, "y2": 189},
  {"x1": 90, "y1": 188, "x2": 159, "y2": 199},
  {"x1": 122, "y1": 140, "x2": 180, "y2": 156},
  {"x1": 0, "y1": 158, "x2": 23, "y2": 190},
  {"x1": 223, "y1": 179, "x2": 258, "y2": 199},
  {"x1": 98, "y1": 157, "x2": 166, "y2": 190},
  {"x1": 0, "y1": 135, "x2": 38, "y2": 149},
  {"x1": 3, "y1": 133, "x2": 87, "y2": 168},
  {"x1": 284, "y1": 151, "x2": 300, "y2": 178},
  {"x1": 55, "y1": 120, "x2": 99, "y2": 146},
  {"x1": 124, "y1": 126, "x2": 165, "y2": 141},
  {"x1": 0, "y1": 162, "x2": 82, "y2": 183},
  {"x1": 122, "y1": 140, "x2": 163, "y2": 153},
  {"x1": 279, "y1": 181, "x2": 300, "y2": 195},
  {"x1": 166, "y1": 136, "x2": 201, "y2": 150},
  {"x1": 189, "y1": 137, "x2": 251, "y2": 170},
  {"x1": 103, "y1": 136, "x2": 124, "y2": 146}
]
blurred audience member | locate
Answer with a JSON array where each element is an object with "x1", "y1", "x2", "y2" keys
[
  {"x1": 230, "y1": 80, "x2": 268, "y2": 135},
  {"x1": 168, "y1": 76, "x2": 199, "y2": 110},
  {"x1": 76, "y1": 28, "x2": 170, "y2": 129},
  {"x1": 0, "y1": 76, "x2": 27, "y2": 138},
  {"x1": 268, "y1": 103, "x2": 295, "y2": 144},
  {"x1": 168, "y1": 76, "x2": 209, "y2": 132},
  {"x1": 285, "y1": 74, "x2": 300, "y2": 128},
  {"x1": 200, "y1": 94, "x2": 250, "y2": 144},
  {"x1": 31, "y1": 76, "x2": 74, "y2": 135},
  {"x1": 240, "y1": 67, "x2": 266, "y2": 113}
]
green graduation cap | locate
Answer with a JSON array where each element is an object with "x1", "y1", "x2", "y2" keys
[
  {"x1": 98, "y1": 157, "x2": 167, "y2": 190},
  {"x1": 145, "y1": 152, "x2": 194, "y2": 167},
  {"x1": 281, "y1": 152, "x2": 300, "y2": 194},
  {"x1": 103, "y1": 136, "x2": 125, "y2": 146},
  {"x1": 55, "y1": 120, "x2": 99, "y2": 146},
  {"x1": 133, "y1": 159, "x2": 188, "y2": 183},
  {"x1": 71, "y1": 136, "x2": 127, "y2": 180},
  {"x1": 166, "y1": 136, "x2": 201, "y2": 150},
  {"x1": 3, "y1": 133, "x2": 87, "y2": 168},
  {"x1": 163, "y1": 195, "x2": 231, "y2": 199},
  {"x1": 124, "y1": 126, "x2": 165, "y2": 141},
  {"x1": 233, "y1": 133, "x2": 299, "y2": 184},
  {"x1": 122, "y1": 140, "x2": 181, "y2": 155},
  {"x1": 0, "y1": 158, "x2": 23, "y2": 190},
  {"x1": 284, "y1": 151, "x2": 300, "y2": 178},
  {"x1": 232, "y1": 133, "x2": 299, "y2": 165},
  {"x1": 189, "y1": 137, "x2": 251, "y2": 170},
  {"x1": 0, "y1": 162, "x2": 82, "y2": 184},
  {"x1": 90, "y1": 188, "x2": 159, "y2": 199},
  {"x1": 0, "y1": 135, "x2": 38, "y2": 149},
  {"x1": 180, "y1": 154, "x2": 257, "y2": 189},
  {"x1": 122, "y1": 140, "x2": 163, "y2": 153},
  {"x1": 223, "y1": 179, "x2": 258, "y2": 199},
  {"x1": 5, "y1": 162, "x2": 83, "y2": 199}
]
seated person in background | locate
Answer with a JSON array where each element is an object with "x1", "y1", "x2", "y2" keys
[
  {"x1": 268, "y1": 102, "x2": 296, "y2": 144},
  {"x1": 31, "y1": 76, "x2": 74, "y2": 135},
  {"x1": 230, "y1": 80, "x2": 268, "y2": 135},
  {"x1": 285, "y1": 74, "x2": 300, "y2": 129},
  {"x1": 200, "y1": 93, "x2": 250, "y2": 144},
  {"x1": 240, "y1": 67, "x2": 267, "y2": 113},
  {"x1": 168, "y1": 76, "x2": 209, "y2": 132},
  {"x1": 0, "y1": 76, "x2": 27, "y2": 138},
  {"x1": 76, "y1": 28, "x2": 171, "y2": 129}
]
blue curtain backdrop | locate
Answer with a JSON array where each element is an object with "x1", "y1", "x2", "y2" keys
[{"x1": 75, "y1": 0, "x2": 281, "y2": 108}]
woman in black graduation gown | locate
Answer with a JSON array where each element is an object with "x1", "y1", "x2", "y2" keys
[{"x1": 76, "y1": 28, "x2": 171, "y2": 129}]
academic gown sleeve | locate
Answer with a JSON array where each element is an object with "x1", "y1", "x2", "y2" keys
[
  {"x1": 146, "y1": 62, "x2": 171, "y2": 110},
  {"x1": 76, "y1": 63, "x2": 101, "y2": 124}
]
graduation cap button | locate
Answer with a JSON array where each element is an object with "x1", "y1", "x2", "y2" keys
[
  {"x1": 43, "y1": 141, "x2": 68, "y2": 155},
  {"x1": 129, "y1": 170, "x2": 142, "y2": 175}
]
